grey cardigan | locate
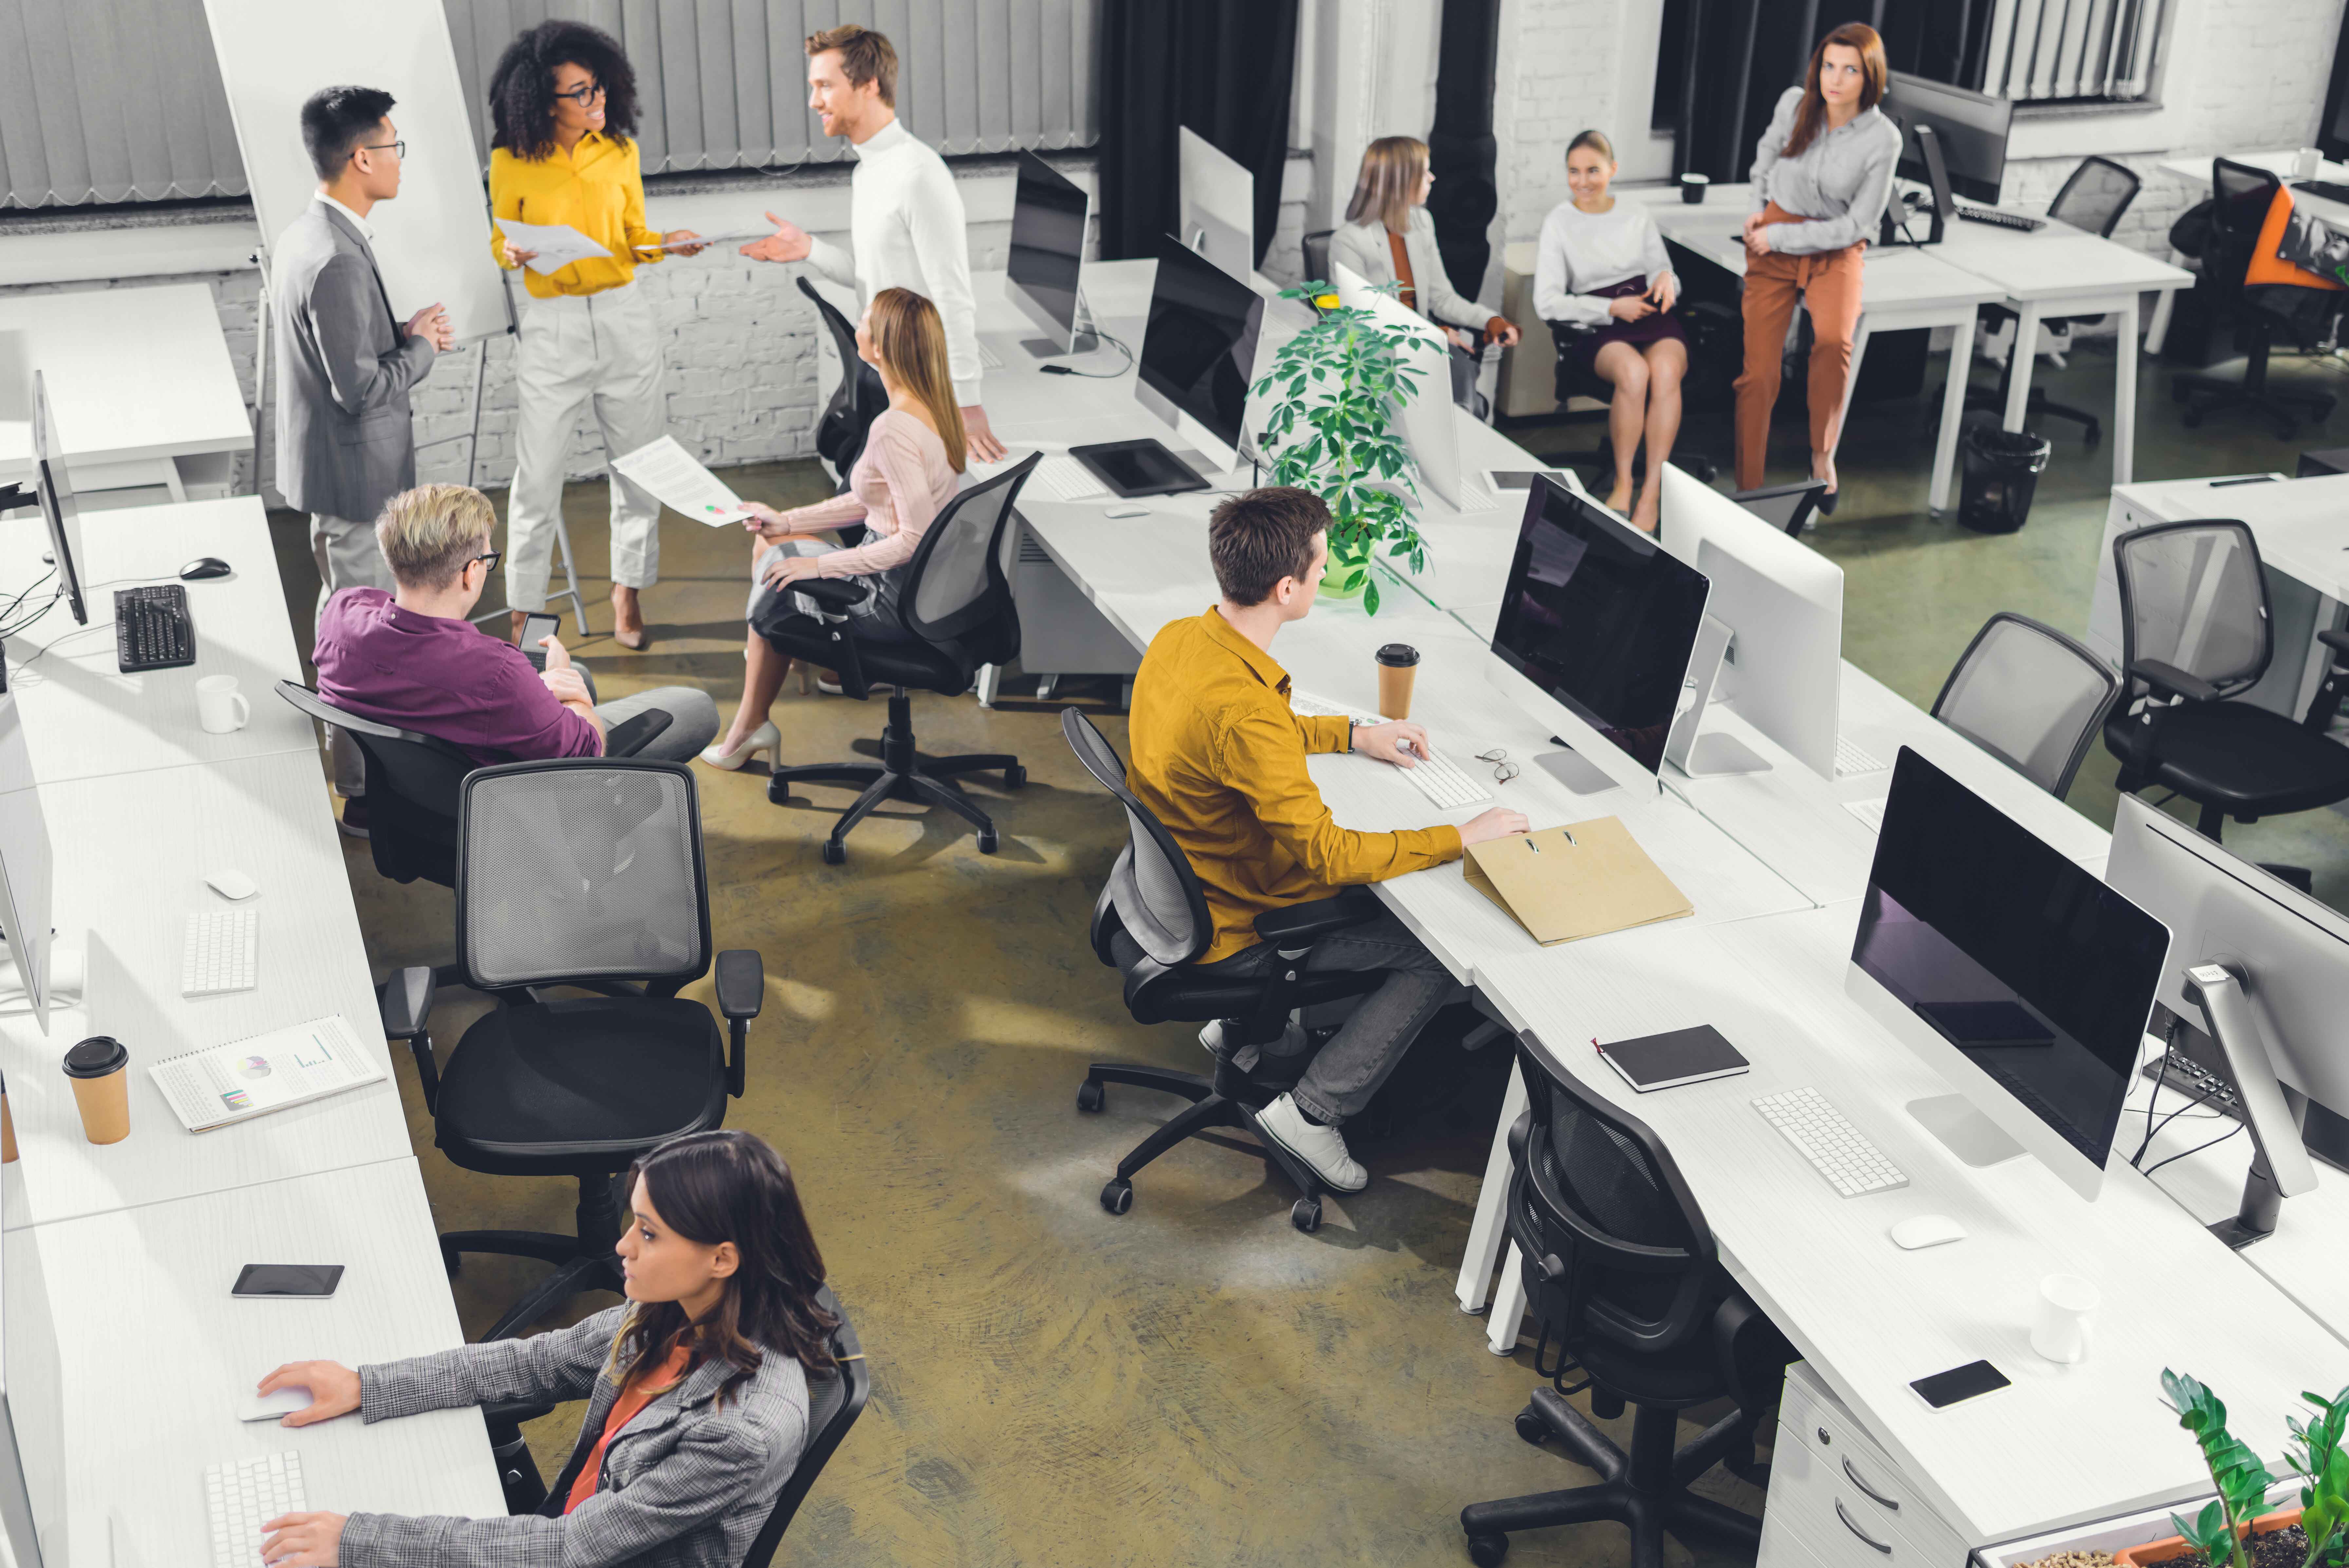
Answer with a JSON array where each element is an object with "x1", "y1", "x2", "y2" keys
[
  {"x1": 1747, "y1": 86, "x2": 1903, "y2": 255},
  {"x1": 1328, "y1": 207, "x2": 1493, "y2": 331},
  {"x1": 339, "y1": 1306, "x2": 810, "y2": 1568}
]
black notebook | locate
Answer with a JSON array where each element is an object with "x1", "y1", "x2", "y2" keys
[{"x1": 1597, "y1": 1025, "x2": 1750, "y2": 1093}]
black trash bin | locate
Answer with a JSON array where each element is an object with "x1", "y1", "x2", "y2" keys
[{"x1": 1958, "y1": 425, "x2": 2052, "y2": 534}]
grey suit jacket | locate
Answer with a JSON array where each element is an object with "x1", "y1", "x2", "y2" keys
[
  {"x1": 338, "y1": 1305, "x2": 810, "y2": 1568},
  {"x1": 1330, "y1": 208, "x2": 1493, "y2": 332},
  {"x1": 270, "y1": 199, "x2": 436, "y2": 521}
]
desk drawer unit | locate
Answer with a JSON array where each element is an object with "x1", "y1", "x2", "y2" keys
[{"x1": 1762, "y1": 1364, "x2": 1970, "y2": 1568}]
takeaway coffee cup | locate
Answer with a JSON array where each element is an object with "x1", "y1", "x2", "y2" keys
[
  {"x1": 1680, "y1": 171, "x2": 1711, "y2": 204},
  {"x1": 2295, "y1": 147, "x2": 2325, "y2": 180},
  {"x1": 2, "y1": 1070, "x2": 16, "y2": 1163},
  {"x1": 2029, "y1": 1272, "x2": 2100, "y2": 1364},
  {"x1": 1376, "y1": 643, "x2": 1420, "y2": 721},
  {"x1": 63, "y1": 1035, "x2": 130, "y2": 1146},
  {"x1": 196, "y1": 674, "x2": 250, "y2": 735}
]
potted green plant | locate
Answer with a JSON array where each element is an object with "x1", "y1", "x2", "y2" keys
[
  {"x1": 1249, "y1": 279, "x2": 1446, "y2": 614},
  {"x1": 2114, "y1": 1372, "x2": 2349, "y2": 1568}
]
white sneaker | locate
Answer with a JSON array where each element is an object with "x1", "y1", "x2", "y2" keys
[{"x1": 1255, "y1": 1092, "x2": 1367, "y2": 1193}]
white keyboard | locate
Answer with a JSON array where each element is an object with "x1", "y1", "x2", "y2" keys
[
  {"x1": 206, "y1": 1451, "x2": 305, "y2": 1567},
  {"x1": 1019, "y1": 456, "x2": 1108, "y2": 502},
  {"x1": 1752, "y1": 1086, "x2": 1909, "y2": 1197},
  {"x1": 1835, "y1": 735, "x2": 1889, "y2": 777},
  {"x1": 1844, "y1": 797, "x2": 1888, "y2": 833},
  {"x1": 1397, "y1": 746, "x2": 1493, "y2": 808},
  {"x1": 182, "y1": 909, "x2": 258, "y2": 997}
]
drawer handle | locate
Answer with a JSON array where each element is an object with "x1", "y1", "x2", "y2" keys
[
  {"x1": 1837, "y1": 1501, "x2": 1894, "y2": 1555},
  {"x1": 1842, "y1": 1458, "x2": 1901, "y2": 1512}
]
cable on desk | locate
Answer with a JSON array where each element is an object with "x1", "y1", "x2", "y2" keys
[
  {"x1": 2139, "y1": 1119, "x2": 2244, "y2": 1178},
  {"x1": 1038, "y1": 329, "x2": 1136, "y2": 379}
]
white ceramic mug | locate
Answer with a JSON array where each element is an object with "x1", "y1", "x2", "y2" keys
[
  {"x1": 2029, "y1": 1272, "x2": 2100, "y2": 1364},
  {"x1": 2296, "y1": 147, "x2": 2325, "y2": 180},
  {"x1": 196, "y1": 674, "x2": 250, "y2": 735}
]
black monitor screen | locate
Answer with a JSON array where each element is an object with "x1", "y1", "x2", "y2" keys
[
  {"x1": 31, "y1": 370, "x2": 84, "y2": 626},
  {"x1": 1008, "y1": 151, "x2": 1088, "y2": 339},
  {"x1": 1490, "y1": 477, "x2": 1709, "y2": 775},
  {"x1": 1854, "y1": 748, "x2": 2169, "y2": 1168},
  {"x1": 1138, "y1": 236, "x2": 1263, "y2": 453},
  {"x1": 1883, "y1": 71, "x2": 2012, "y2": 206}
]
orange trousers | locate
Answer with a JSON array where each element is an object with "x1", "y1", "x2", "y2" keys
[{"x1": 1735, "y1": 203, "x2": 1867, "y2": 490}]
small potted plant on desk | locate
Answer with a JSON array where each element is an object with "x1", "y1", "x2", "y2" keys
[
  {"x1": 1249, "y1": 280, "x2": 1445, "y2": 614},
  {"x1": 2114, "y1": 1371, "x2": 2349, "y2": 1568}
]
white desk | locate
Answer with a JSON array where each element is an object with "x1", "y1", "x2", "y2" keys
[
  {"x1": 13, "y1": 1158, "x2": 504, "y2": 1568},
  {"x1": 0, "y1": 498, "x2": 317, "y2": 785}
]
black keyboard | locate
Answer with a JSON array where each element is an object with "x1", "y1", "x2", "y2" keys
[
  {"x1": 115, "y1": 583, "x2": 197, "y2": 672},
  {"x1": 2294, "y1": 179, "x2": 2349, "y2": 206},
  {"x1": 1956, "y1": 205, "x2": 2046, "y2": 233}
]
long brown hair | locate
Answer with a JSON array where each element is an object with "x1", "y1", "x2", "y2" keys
[
  {"x1": 1345, "y1": 136, "x2": 1429, "y2": 236},
  {"x1": 614, "y1": 1131, "x2": 838, "y2": 1400},
  {"x1": 866, "y1": 287, "x2": 968, "y2": 473},
  {"x1": 1782, "y1": 22, "x2": 1888, "y2": 161}
]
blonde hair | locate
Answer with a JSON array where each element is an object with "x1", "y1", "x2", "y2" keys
[
  {"x1": 376, "y1": 483, "x2": 496, "y2": 590},
  {"x1": 1345, "y1": 136, "x2": 1429, "y2": 236},
  {"x1": 1568, "y1": 129, "x2": 1616, "y2": 163},
  {"x1": 867, "y1": 288, "x2": 967, "y2": 472}
]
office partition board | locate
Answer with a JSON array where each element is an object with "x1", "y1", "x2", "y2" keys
[{"x1": 198, "y1": 0, "x2": 506, "y2": 344}]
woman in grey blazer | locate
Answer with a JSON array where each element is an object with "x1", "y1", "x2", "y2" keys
[
  {"x1": 1329, "y1": 136, "x2": 1522, "y2": 408},
  {"x1": 254, "y1": 1132, "x2": 834, "y2": 1568}
]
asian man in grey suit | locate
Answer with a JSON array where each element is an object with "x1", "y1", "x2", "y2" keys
[{"x1": 272, "y1": 85, "x2": 453, "y2": 835}]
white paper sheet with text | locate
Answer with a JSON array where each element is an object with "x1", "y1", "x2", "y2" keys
[
  {"x1": 495, "y1": 217, "x2": 613, "y2": 275},
  {"x1": 610, "y1": 435, "x2": 757, "y2": 525}
]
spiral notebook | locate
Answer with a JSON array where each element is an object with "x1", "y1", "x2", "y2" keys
[{"x1": 148, "y1": 1014, "x2": 384, "y2": 1133}]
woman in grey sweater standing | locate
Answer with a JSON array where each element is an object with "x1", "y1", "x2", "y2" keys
[{"x1": 1734, "y1": 21, "x2": 1901, "y2": 511}]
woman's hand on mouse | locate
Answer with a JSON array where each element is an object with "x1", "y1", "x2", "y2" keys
[{"x1": 257, "y1": 1360, "x2": 361, "y2": 1426}]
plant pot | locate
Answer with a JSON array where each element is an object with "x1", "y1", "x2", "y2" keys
[
  {"x1": 1319, "y1": 541, "x2": 1374, "y2": 601},
  {"x1": 2114, "y1": 1507, "x2": 2305, "y2": 1568}
]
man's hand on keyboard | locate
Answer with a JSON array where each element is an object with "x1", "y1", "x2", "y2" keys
[
  {"x1": 258, "y1": 1360, "x2": 361, "y2": 1427},
  {"x1": 1352, "y1": 720, "x2": 1433, "y2": 768},
  {"x1": 260, "y1": 1509, "x2": 347, "y2": 1567},
  {"x1": 1461, "y1": 807, "x2": 1532, "y2": 845}
]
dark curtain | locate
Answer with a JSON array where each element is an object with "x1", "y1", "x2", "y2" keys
[
  {"x1": 1098, "y1": 0, "x2": 1301, "y2": 265},
  {"x1": 1427, "y1": 0, "x2": 1505, "y2": 296}
]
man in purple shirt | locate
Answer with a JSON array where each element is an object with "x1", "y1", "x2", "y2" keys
[{"x1": 313, "y1": 484, "x2": 718, "y2": 834}]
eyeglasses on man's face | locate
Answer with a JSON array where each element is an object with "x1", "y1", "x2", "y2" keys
[
  {"x1": 469, "y1": 548, "x2": 503, "y2": 576},
  {"x1": 353, "y1": 139, "x2": 405, "y2": 163},
  {"x1": 554, "y1": 81, "x2": 607, "y2": 107}
]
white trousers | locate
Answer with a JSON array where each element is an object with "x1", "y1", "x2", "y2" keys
[{"x1": 505, "y1": 281, "x2": 667, "y2": 612}]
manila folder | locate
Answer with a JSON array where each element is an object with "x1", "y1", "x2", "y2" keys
[{"x1": 1461, "y1": 818, "x2": 1693, "y2": 947}]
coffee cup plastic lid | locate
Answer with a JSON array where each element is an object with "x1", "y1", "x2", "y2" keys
[
  {"x1": 1681, "y1": 172, "x2": 1711, "y2": 183},
  {"x1": 1375, "y1": 644, "x2": 1421, "y2": 666},
  {"x1": 63, "y1": 1037, "x2": 128, "y2": 1078}
]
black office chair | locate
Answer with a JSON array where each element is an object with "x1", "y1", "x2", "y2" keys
[
  {"x1": 1302, "y1": 228, "x2": 1334, "y2": 287},
  {"x1": 1931, "y1": 612, "x2": 2120, "y2": 798},
  {"x1": 1962, "y1": 156, "x2": 2142, "y2": 444},
  {"x1": 1062, "y1": 708, "x2": 1396, "y2": 1234},
  {"x1": 761, "y1": 454, "x2": 1038, "y2": 864},
  {"x1": 2173, "y1": 160, "x2": 2338, "y2": 438},
  {"x1": 798, "y1": 276, "x2": 888, "y2": 488},
  {"x1": 738, "y1": 1286, "x2": 872, "y2": 1564},
  {"x1": 1728, "y1": 479, "x2": 1829, "y2": 536},
  {"x1": 2104, "y1": 520, "x2": 2349, "y2": 867},
  {"x1": 1460, "y1": 1033, "x2": 1795, "y2": 1568},
  {"x1": 379, "y1": 759, "x2": 765, "y2": 1343}
]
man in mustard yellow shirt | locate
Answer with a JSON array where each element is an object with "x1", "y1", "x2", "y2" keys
[{"x1": 1127, "y1": 487, "x2": 1528, "y2": 1192}]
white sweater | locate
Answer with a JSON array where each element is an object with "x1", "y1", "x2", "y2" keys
[
  {"x1": 1533, "y1": 199, "x2": 1673, "y2": 329},
  {"x1": 804, "y1": 118, "x2": 984, "y2": 405}
]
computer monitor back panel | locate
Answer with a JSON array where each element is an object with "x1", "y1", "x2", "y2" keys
[
  {"x1": 2108, "y1": 794, "x2": 2349, "y2": 1117},
  {"x1": 0, "y1": 695, "x2": 51, "y2": 1034},
  {"x1": 1331, "y1": 264, "x2": 1463, "y2": 509},
  {"x1": 1177, "y1": 127, "x2": 1256, "y2": 282},
  {"x1": 1007, "y1": 152, "x2": 1091, "y2": 353},
  {"x1": 1138, "y1": 237, "x2": 1266, "y2": 469},
  {"x1": 30, "y1": 372, "x2": 84, "y2": 627},
  {"x1": 1849, "y1": 748, "x2": 2170, "y2": 1201},
  {"x1": 1688, "y1": 530, "x2": 1843, "y2": 780},
  {"x1": 3, "y1": 1212, "x2": 63, "y2": 1566},
  {"x1": 1883, "y1": 71, "x2": 2012, "y2": 205}
]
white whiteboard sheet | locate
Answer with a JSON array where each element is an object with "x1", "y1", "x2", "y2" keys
[{"x1": 199, "y1": 0, "x2": 508, "y2": 344}]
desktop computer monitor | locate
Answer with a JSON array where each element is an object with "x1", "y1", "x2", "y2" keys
[
  {"x1": 2, "y1": 1186, "x2": 57, "y2": 1568},
  {"x1": 1486, "y1": 475, "x2": 1711, "y2": 797},
  {"x1": 1133, "y1": 234, "x2": 1266, "y2": 475},
  {"x1": 1007, "y1": 151, "x2": 1093, "y2": 356},
  {"x1": 0, "y1": 692, "x2": 53, "y2": 1035},
  {"x1": 1882, "y1": 71, "x2": 2012, "y2": 206},
  {"x1": 1331, "y1": 263, "x2": 1467, "y2": 510},
  {"x1": 1847, "y1": 747, "x2": 2171, "y2": 1201},
  {"x1": 1178, "y1": 127, "x2": 1256, "y2": 283},
  {"x1": 29, "y1": 372, "x2": 84, "y2": 627}
]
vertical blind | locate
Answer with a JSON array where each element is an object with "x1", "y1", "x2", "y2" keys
[
  {"x1": 1979, "y1": 0, "x2": 2168, "y2": 102},
  {"x1": 0, "y1": 0, "x2": 1099, "y2": 209}
]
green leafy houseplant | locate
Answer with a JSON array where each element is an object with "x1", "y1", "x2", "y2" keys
[
  {"x1": 2163, "y1": 1369, "x2": 2280, "y2": 1568},
  {"x1": 2286, "y1": 1385, "x2": 2349, "y2": 1568},
  {"x1": 1249, "y1": 279, "x2": 1446, "y2": 614}
]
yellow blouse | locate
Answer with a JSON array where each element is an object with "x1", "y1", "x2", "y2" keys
[{"x1": 487, "y1": 132, "x2": 663, "y2": 299}]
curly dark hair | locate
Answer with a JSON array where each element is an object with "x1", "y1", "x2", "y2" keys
[{"x1": 487, "y1": 19, "x2": 640, "y2": 162}]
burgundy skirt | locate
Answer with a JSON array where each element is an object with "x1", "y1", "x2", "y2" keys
[{"x1": 1563, "y1": 275, "x2": 1687, "y2": 383}]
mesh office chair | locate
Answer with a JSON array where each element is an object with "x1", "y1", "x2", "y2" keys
[
  {"x1": 1728, "y1": 479, "x2": 1829, "y2": 537},
  {"x1": 737, "y1": 1286, "x2": 871, "y2": 1564},
  {"x1": 1930, "y1": 613, "x2": 2120, "y2": 797},
  {"x1": 2173, "y1": 161, "x2": 2339, "y2": 438},
  {"x1": 1460, "y1": 1034, "x2": 1795, "y2": 1568},
  {"x1": 761, "y1": 454, "x2": 1038, "y2": 864},
  {"x1": 378, "y1": 760, "x2": 765, "y2": 1343},
  {"x1": 2104, "y1": 520, "x2": 2349, "y2": 857},
  {"x1": 1062, "y1": 708, "x2": 1397, "y2": 1234},
  {"x1": 798, "y1": 276, "x2": 888, "y2": 488}
]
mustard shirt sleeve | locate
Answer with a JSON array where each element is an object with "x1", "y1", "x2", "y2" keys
[
  {"x1": 620, "y1": 142, "x2": 663, "y2": 264},
  {"x1": 1220, "y1": 708, "x2": 1462, "y2": 885},
  {"x1": 1297, "y1": 713, "x2": 1351, "y2": 755},
  {"x1": 488, "y1": 153, "x2": 522, "y2": 272}
]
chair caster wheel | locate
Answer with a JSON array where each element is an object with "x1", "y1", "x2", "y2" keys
[
  {"x1": 1100, "y1": 1179, "x2": 1133, "y2": 1215},
  {"x1": 766, "y1": 776, "x2": 792, "y2": 805},
  {"x1": 1077, "y1": 1080, "x2": 1105, "y2": 1113},
  {"x1": 1467, "y1": 1533, "x2": 1509, "y2": 1566},
  {"x1": 1291, "y1": 1197, "x2": 1322, "y2": 1233},
  {"x1": 820, "y1": 840, "x2": 846, "y2": 866},
  {"x1": 1515, "y1": 1407, "x2": 1549, "y2": 1445},
  {"x1": 977, "y1": 827, "x2": 999, "y2": 854},
  {"x1": 1004, "y1": 764, "x2": 1026, "y2": 789}
]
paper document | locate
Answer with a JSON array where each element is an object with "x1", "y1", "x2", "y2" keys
[
  {"x1": 1461, "y1": 818, "x2": 1693, "y2": 947},
  {"x1": 495, "y1": 217, "x2": 612, "y2": 275},
  {"x1": 610, "y1": 435, "x2": 756, "y2": 525},
  {"x1": 149, "y1": 1014, "x2": 386, "y2": 1133},
  {"x1": 634, "y1": 227, "x2": 777, "y2": 251}
]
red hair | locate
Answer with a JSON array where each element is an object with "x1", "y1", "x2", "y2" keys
[{"x1": 1783, "y1": 22, "x2": 1888, "y2": 161}]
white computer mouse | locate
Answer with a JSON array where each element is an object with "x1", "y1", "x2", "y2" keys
[
  {"x1": 235, "y1": 1387, "x2": 310, "y2": 1423},
  {"x1": 1103, "y1": 503, "x2": 1150, "y2": 519},
  {"x1": 1889, "y1": 1214, "x2": 1967, "y2": 1251},
  {"x1": 206, "y1": 869, "x2": 258, "y2": 901}
]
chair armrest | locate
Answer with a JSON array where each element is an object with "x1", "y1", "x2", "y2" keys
[
  {"x1": 794, "y1": 577, "x2": 869, "y2": 612},
  {"x1": 1089, "y1": 877, "x2": 1124, "y2": 967},
  {"x1": 1251, "y1": 889, "x2": 1381, "y2": 949},
  {"x1": 714, "y1": 950, "x2": 764, "y2": 1019},
  {"x1": 604, "y1": 709, "x2": 674, "y2": 758},
  {"x1": 2129, "y1": 657, "x2": 2223, "y2": 705},
  {"x1": 2320, "y1": 628, "x2": 2349, "y2": 661},
  {"x1": 379, "y1": 966, "x2": 436, "y2": 1039},
  {"x1": 482, "y1": 1398, "x2": 557, "y2": 1434}
]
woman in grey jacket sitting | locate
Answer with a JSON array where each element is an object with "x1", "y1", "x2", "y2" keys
[
  {"x1": 1331, "y1": 135, "x2": 1521, "y2": 408},
  {"x1": 254, "y1": 1130, "x2": 834, "y2": 1567}
]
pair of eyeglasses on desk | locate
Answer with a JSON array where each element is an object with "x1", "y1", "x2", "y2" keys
[{"x1": 1475, "y1": 747, "x2": 1520, "y2": 784}]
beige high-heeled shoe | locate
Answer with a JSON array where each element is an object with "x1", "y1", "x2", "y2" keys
[{"x1": 699, "y1": 722, "x2": 779, "y2": 771}]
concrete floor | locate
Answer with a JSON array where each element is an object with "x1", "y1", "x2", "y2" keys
[{"x1": 269, "y1": 331, "x2": 2349, "y2": 1566}]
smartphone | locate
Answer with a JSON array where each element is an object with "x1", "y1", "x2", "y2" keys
[
  {"x1": 231, "y1": 1263, "x2": 344, "y2": 1298},
  {"x1": 1910, "y1": 1359, "x2": 2010, "y2": 1409},
  {"x1": 520, "y1": 613, "x2": 559, "y2": 672}
]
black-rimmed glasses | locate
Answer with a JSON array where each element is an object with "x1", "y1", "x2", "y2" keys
[
  {"x1": 354, "y1": 139, "x2": 405, "y2": 162},
  {"x1": 469, "y1": 548, "x2": 503, "y2": 575},
  {"x1": 554, "y1": 81, "x2": 606, "y2": 106},
  {"x1": 1475, "y1": 748, "x2": 1521, "y2": 784}
]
